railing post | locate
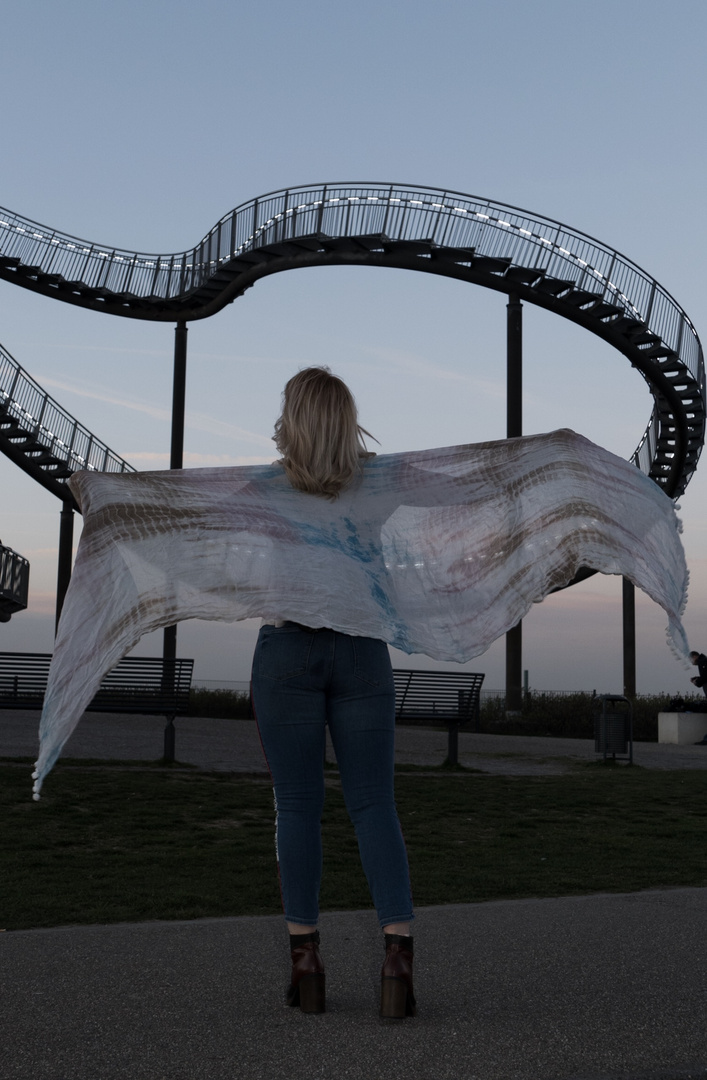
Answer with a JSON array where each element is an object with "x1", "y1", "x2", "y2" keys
[
  {"x1": 229, "y1": 210, "x2": 237, "y2": 259},
  {"x1": 34, "y1": 394, "x2": 48, "y2": 436},
  {"x1": 66, "y1": 419, "x2": 79, "y2": 462},
  {"x1": 316, "y1": 189, "x2": 326, "y2": 234},
  {"x1": 505, "y1": 293, "x2": 523, "y2": 714},
  {"x1": 643, "y1": 279, "x2": 657, "y2": 326},
  {"x1": 281, "y1": 190, "x2": 289, "y2": 241},
  {"x1": 6, "y1": 363, "x2": 22, "y2": 405}
]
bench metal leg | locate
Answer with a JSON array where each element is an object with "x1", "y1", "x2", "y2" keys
[
  {"x1": 163, "y1": 717, "x2": 176, "y2": 763},
  {"x1": 447, "y1": 722, "x2": 459, "y2": 767}
]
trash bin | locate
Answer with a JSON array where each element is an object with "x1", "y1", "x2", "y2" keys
[{"x1": 593, "y1": 695, "x2": 633, "y2": 763}]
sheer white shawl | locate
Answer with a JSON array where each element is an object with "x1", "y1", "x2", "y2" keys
[{"x1": 33, "y1": 429, "x2": 689, "y2": 796}]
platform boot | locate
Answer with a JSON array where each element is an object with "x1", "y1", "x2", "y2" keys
[
  {"x1": 286, "y1": 931, "x2": 325, "y2": 1013},
  {"x1": 380, "y1": 933, "x2": 416, "y2": 1019}
]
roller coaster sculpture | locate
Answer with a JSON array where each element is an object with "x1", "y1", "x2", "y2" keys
[{"x1": 0, "y1": 183, "x2": 703, "y2": 659}]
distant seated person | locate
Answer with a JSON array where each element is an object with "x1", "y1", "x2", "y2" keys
[
  {"x1": 688, "y1": 651, "x2": 707, "y2": 743},
  {"x1": 689, "y1": 651, "x2": 707, "y2": 696}
]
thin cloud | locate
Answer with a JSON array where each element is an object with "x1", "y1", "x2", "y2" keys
[
  {"x1": 35, "y1": 374, "x2": 168, "y2": 421},
  {"x1": 37, "y1": 343, "x2": 171, "y2": 358},
  {"x1": 31, "y1": 341, "x2": 285, "y2": 365},
  {"x1": 185, "y1": 413, "x2": 273, "y2": 447},
  {"x1": 124, "y1": 452, "x2": 274, "y2": 467},
  {"x1": 361, "y1": 345, "x2": 505, "y2": 398},
  {"x1": 33, "y1": 374, "x2": 273, "y2": 448}
]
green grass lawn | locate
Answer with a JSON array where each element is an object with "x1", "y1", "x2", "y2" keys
[{"x1": 1, "y1": 762, "x2": 706, "y2": 930}]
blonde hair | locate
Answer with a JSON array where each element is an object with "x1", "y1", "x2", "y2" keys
[{"x1": 274, "y1": 367, "x2": 376, "y2": 498}]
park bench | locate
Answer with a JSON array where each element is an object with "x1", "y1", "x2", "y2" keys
[
  {"x1": 392, "y1": 669, "x2": 485, "y2": 766},
  {"x1": 0, "y1": 651, "x2": 194, "y2": 762}
]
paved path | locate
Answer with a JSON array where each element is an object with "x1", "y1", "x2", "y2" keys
[
  {"x1": 3, "y1": 892, "x2": 707, "y2": 1080},
  {"x1": 3, "y1": 713, "x2": 707, "y2": 1079},
  {"x1": 5, "y1": 709, "x2": 707, "y2": 775}
]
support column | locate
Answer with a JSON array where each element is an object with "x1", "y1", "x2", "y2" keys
[
  {"x1": 163, "y1": 321, "x2": 187, "y2": 700},
  {"x1": 622, "y1": 577, "x2": 636, "y2": 698},
  {"x1": 505, "y1": 294, "x2": 523, "y2": 713},
  {"x1": 163, "y1": 321, "x2": 188, "y2": 763},
  {"x1": 170, "y1": 321, "x2": 188, "y2": 472},
  {"x1": 55, "y1": 501, "x2": 74, "y2": 635}
]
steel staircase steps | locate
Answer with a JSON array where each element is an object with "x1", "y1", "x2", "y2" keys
[
  {"x1": 657, "y1": 363, "x2": 683, "y2": 376},
  {"x1": 381, "y1": 239, "x2": 435, "y2": 257},
  {"x1": 15, "y1": 265, "x2": 43, "y2": 280},
  {"x1": 429, "y1": 246, "x2": 476, "y2": 264},
  {"x1": 41, "y1": 463, "x2": 73, "y2": 478},
  {"x1": 257, "y1": 240, "x2": 316, "y2": 258},
  {"x1": 504, "y1": 266, "x2": 545, "y2": 285},
  {"x1": 0, "y1": 342, "x2": 135, "y2": 499},
  {"x1": 590, "y1": 301, "x2": 624, "y2": 320},
  {"x1": 471, "y1": 255, "x2": 512, "y2": 274},
  {"x1": 284, "y1": 234, "x2": 332, "y2": 253},
  {"x1": 607, "y1": 315, "x2": 644, "y2": 335},
  {"x1": 10, "y1": 439, "x2": 52, "y2": 454},
  {"x1": 560, "y1": 289, "x2": 605, "y2": 309},
  {"x1": 640, "y1": 343, "x2": 677, "y2": 359},
  {"x1": 631, "y1": 331, "x2": 662, "y2": 346},
  {"x1": 315, "y1": 236, "x2": 363, "y2": 254},
  {"x1": 534, "y1": 278, "x2": 576, "y2": 296},
  {"x1": 346, "y1": 234, "x2": 389, "y2": 253},
  {"x1": 232, "y1": 248, "x2": 282, "y2": 265},
  {"x1": 65, "y1": 281, "x2": 94, "y2": 294},
  {"x1": 0, "y1": 185, "x2": 702, "y2": 497}
]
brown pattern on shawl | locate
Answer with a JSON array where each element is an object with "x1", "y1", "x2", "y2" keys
[{"x1": 32, "y1": 429, "x2": 689, "y2": 797}]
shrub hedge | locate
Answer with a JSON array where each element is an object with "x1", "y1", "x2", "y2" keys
[
  {"x1": 479, "y1": 691, "x2": 706, "y2": 741},
  {"x1": 187, "y1": 686, "x2": 707, "y2": 741}
]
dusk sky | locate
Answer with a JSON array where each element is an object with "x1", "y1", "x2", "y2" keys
[{"x1": 1, "y1": 0, "x2": 705, "y2": 694}]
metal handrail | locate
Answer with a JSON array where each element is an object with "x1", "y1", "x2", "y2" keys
[
  {"x1": 0, "y1": 183, "x2": 703, "y2": 495},
  {"x1": 0, "y1": 183, "x2": 700, "y2": 376},
  {"x1": 0, "y1": 544, "x2": 29, "y2": 615},
  {"x1": 0, "y1": 341, "x2": 135, "y2": 492}
]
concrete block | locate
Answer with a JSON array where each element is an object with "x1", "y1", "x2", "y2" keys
[{"x1": 658, "y1": 712, "x2": 707, "y2": 745}]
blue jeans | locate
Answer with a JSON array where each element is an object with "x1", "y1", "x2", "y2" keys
[{"x1": 251, "y1": 623, "x2": 414, "y2": 928}]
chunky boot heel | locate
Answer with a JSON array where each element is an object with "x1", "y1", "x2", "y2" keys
[
  {"x1": 287, "y1": 931, "x2": 325, "y2": 1013},
  {"x1": 380, "y1": 934, "x2": 416, "y2": 1019},
  {"x1": 296, "y1": 972, "x2": 326, "y2": 1013},
  {"x1": 380, "y1": 976, "x2": 410, "y2": 1019}
]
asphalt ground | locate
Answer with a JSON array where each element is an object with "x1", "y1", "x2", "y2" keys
[{"x1": 2, "y1": 711, "x2": 707, "y2": 1080}]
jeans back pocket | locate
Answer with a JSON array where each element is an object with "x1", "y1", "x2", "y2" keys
[{"x1": 255, "y1": 626, "x2": 314, "y2": 681}]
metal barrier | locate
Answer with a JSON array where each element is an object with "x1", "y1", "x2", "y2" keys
[
  {"x1": 0, "y1": 544, "x2": 29, "y2": 621},
  {"x1": 0, "y1": 342, "x2": 134, "y2": 499}
]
